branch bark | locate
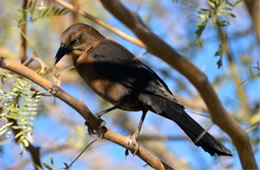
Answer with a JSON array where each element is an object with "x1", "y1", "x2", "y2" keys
[
  {"x1": 98, "y1": 0, "x2": 258, "y2": 169},
  {"x1": 0, "y1": 57, "x2": 173, "y2": 170},
  {"x1": 19, "y1": 0, "x2": 28, "y2": 63},
  {"x1": 217, "y1": 27, "x2": 249, "y2": 115},
  {"x1": 244, "y1": 0, "x2": 260, "y2": 44}
]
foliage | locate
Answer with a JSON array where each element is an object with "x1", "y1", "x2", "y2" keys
[
  {"x1": 196, "y1": 0, "x2": 237, "y2": 38},
  {"x1": 1, "y1": 0, "x2": 67, "y2": 154},
  {"x1": 195, "y1": 0, "x2": 242, "y2": 68},
  {"x1": 241, "y1": 62, "x2": 260, "y2": 85},
  {"x1": 43, "y1": 154, "x2": 57, "y2": 170},
  {"x1": 214, "y1": 44, "x2": 224, "y2": 69},
  {"x1": 14, "y1": 0, "x2": 69, "y2": 26},
  {"x1": 0, "y1": 70, "x2": 41, "y2": 153}
]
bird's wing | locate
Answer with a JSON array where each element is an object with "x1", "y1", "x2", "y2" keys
[{"x1": 90, "y1": 39, "x2": 181, "y2": 105}]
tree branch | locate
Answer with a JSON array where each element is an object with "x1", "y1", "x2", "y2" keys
[
  {"x1": 8, "y1": 114, "x2": 42, "y2": 170},
  {"x1": 244, "y1": 0, "x2": 260, "y2": 44},
  {"x1": 53, "y1": 0, "x2": 145, "y2": 48},
  {"x1": 98, "y1": 0, "x2": 258, "y2": 169},
  {"x1": 217, "y1": 27, "x2": 249, "y2": 115},
  {"x1": 113, "y1": 111, "x2": 192, "y2": 169},
  {"x1": 19, "y1": 0, "x2": 28, "y2": 63},
  {"x1": 0, "y1": 57, "x2": 173, "y2": 170}
]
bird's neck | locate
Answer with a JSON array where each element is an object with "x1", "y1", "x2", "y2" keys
[{"x1": 72, "y1": 37, "x2": 105, "y2": 65}]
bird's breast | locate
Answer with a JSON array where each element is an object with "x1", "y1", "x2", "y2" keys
[{"x1": 74, "y1": 56, "x2": 142, "y2": 111}]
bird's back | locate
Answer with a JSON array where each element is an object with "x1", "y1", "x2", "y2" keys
[{"x1": 90, "y1": 39, "x2": 181, "y2": 104}]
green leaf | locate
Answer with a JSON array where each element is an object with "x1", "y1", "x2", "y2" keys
[
  {"x1": 208, "y1": 0, "x2": 216, "y2": 8},
  {"x1": 200, "y1": 8, "x2": 210, "y2": 11},
  {"x1": 230, "y1": 13, "x2": 236, "y2": 18},
  {"x1": 198, "y1": 10, "x2": 209, "y2": 15},
  {"x1": 14, "y1": 130, "x2": 26, "y2": 138},
  {"x1": 195, "y1": 25, "x2": 206, "y2": 38},
  {"x1": 11, "y1": 125, "x2": 24, "y2": 129},
  {"x1": 196, "y1": 20, "x2": 208, "y2": 27},
  {"x1": 217, "y1": 12, "x2": 233, "y2": 16},
  {"x1": 226, "y1": 1, "x2": 234, "y2": 7},
  {"x1": 216, "y1": 20, "x2": 229, "y2": 26},
  {"x1": 214, "y1": 44, "x2": 224, "y2": 69},
  {"x1": 217, "y1": 58, "x2": 223, "y2": 69},
  {"x1": 59, "y1": 8, "x2": 69, "y2": 15},
  {"x1": 234, "y1": 0, "x2": 243, "y2": 6},
  {"x1": 50, "y1": 154, "x2": 54, "y2": 166},
  {"x1": 219, "y1": 6, "x2": 232, "y2": 11},
  {"x1": 0, "y1": 122, "x2": 13, "y2": 136},
  {"x1": 43, "y1": 162, "x2": 53, "y2": 170},
  {"x1": 21, "y1": 138, "x2": 29, "y2": 147},
  {"x1": 214, "y1": 45, "x2": 223, "y2": 56}
]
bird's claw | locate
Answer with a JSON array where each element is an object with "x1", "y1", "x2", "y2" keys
[
  {"x1": 94, "y1": 111, "x2": 104, "y2": 118},
  {"x1": 87, "y1": 126, "x2": 95, "y2": 135},
  {"x1": 85, "y1": 118, "x2": 106, "y2": 136},
  {"x1": 125, "y1": 133, "x2": 139, "y2": 157}
]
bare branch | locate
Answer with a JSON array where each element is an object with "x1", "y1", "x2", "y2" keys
[
  {"x1": 217, "y1": 27, "x2": 249, "y2": 114},
  {"x1": 19, "y1": 0, "x2": 28, "y2": 64},
  {"x1": 175, "y1": 95, "x2": 208, "y2": 113},
  {"x1": 244, "y1": 0, "x2": 260, "y2": 44}
]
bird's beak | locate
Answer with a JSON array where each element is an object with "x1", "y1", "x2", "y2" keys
[{"x1": 54, "y1": 44, "x2": 72, "y2": 65}]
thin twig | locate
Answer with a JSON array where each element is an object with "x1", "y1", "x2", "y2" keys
[
  {"x1": 246, "y1": 123, "x2": 260, "y2": 133},
  {"x1": 31, "y1": 53, "x2": 46, "y2": 68},
  {"x1": 187, "y1": 109, "x2": 210, "y2": 118},
  {"x1": 19, "y1": 0, "x2": 28, "y2": 64},
  {"x1": 65, "y1": 138, "x2": 99, "y2": 169},
  {"x1": 217, "y1": 27, "x2": 249, "y2": 115},
  {"x1": 80, "y1": 89, "x2": 86, "y2": 102},
  {"x1": 195, "y1": 123, "x2": 214, "y2": 144}
]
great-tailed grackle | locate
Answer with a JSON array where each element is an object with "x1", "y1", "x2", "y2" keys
[{"x1": 55, "y1": 23, "x2": 232, "y2": 156}]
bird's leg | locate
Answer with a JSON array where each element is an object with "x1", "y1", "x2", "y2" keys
[
  {"x1": 95, "y1": 105, "x2": 120, "y2": 118},
  {"x1": 85, "y1": 105, "x2": 120, "y2": 133},
  {"x1": 126, "y1": 110, "x2": 147, "y2": 156}
]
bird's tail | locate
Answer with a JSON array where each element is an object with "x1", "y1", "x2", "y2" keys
[{"x1": 161, "y1": 100, "x2": 232, "y2": 156}]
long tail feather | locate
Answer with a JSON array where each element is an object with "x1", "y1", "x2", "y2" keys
[{"x1": 162, "y1": 100, "x2": 232, "y2": 156}]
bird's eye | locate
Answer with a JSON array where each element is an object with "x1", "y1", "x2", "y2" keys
[{"x1": 74, "y1": 37, "x2": 81, "y2": 45}]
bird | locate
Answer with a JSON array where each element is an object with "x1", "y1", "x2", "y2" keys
[{"x1": 54, "y1": 23, "x2": 232, "y2": 156}]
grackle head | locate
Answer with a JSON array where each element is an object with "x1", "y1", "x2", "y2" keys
[{"x1": 54, "y1": 23, "x2": 104, "y2": 65}]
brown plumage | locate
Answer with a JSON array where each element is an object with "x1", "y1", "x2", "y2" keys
[{"x1": 55, "y1": 23, "x2": 232, "y2": 156}]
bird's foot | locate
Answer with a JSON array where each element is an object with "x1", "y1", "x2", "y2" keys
[
  {"x1": 87, "y1": 125, "x2": 95, "y2": 135},
  {"x1": 85, "y1": 118, "x2": 106, "y2": 136},
  {"x1": 125, "y1": 132, "x2": 139, "y2": 157},
  {"x1": 94, "y1": 111, "x2": 105, "y2": 118}
]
